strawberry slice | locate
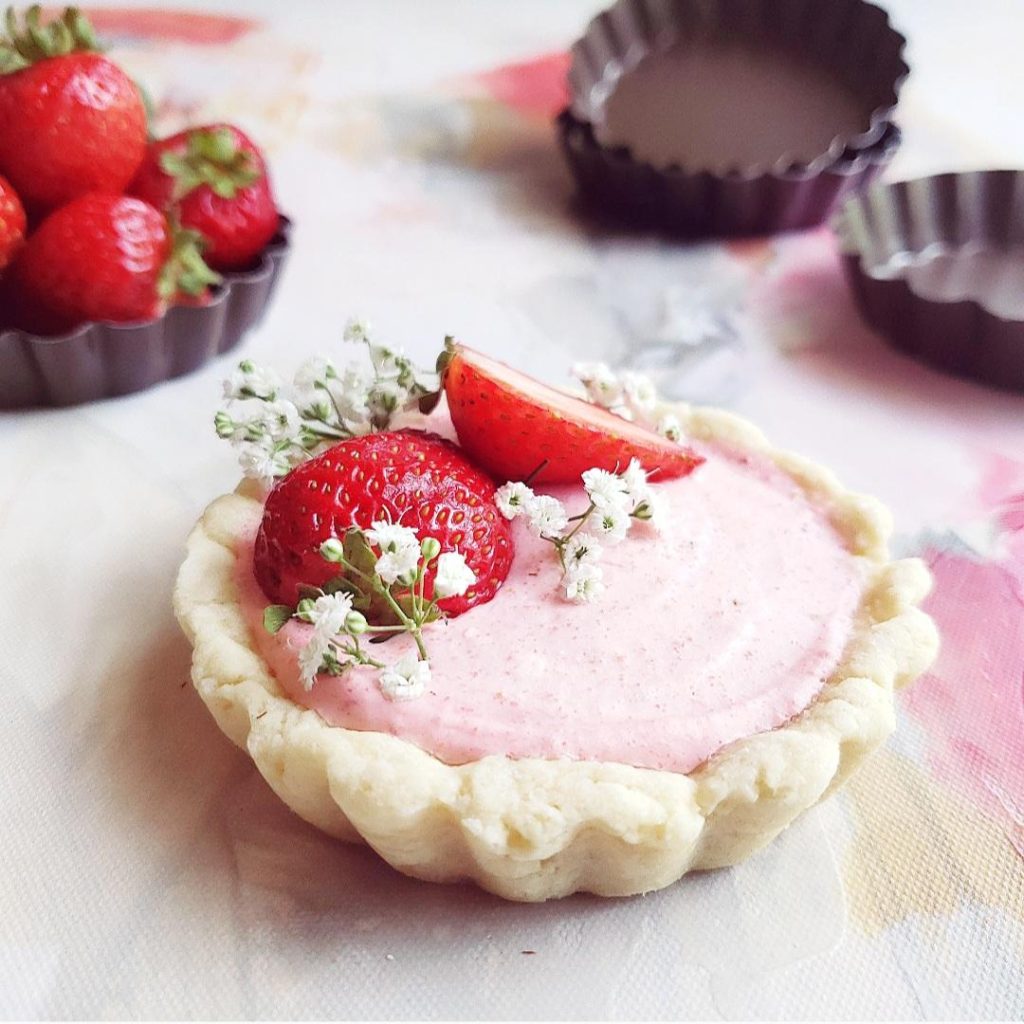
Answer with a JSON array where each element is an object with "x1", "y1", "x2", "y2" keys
[{"x1": 441, "y1": 343, "x2": 704, "y2": 484}]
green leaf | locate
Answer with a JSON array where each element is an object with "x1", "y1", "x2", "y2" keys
[
  {"x1": 263, "y1": 604, "x2": 293, "y2": 635},
  {"x1": 343, "y1": 527, "x2": 378, "y2": 579},
  {"x1": 320, "y1": 575, "x2": 351, "y2": 596},
  {"x1": 160, "y1": 127, "x2": 261, "y2": 202},
  {"x1": 158, "y1": 219, "x2": 221, "y2": 300},
  {"x1": 419, "y1": 335, "x2": 457, "y2": 413},
  {"x1": 0, "y1": 5, "x2": 101, "y2": 73},
  {"x1": 344, "y1": 528, "x2": 407, "y2": 625}
]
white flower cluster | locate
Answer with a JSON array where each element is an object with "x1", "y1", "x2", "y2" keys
[
  {"x1": 571, "y1": 361, "x2": 684, "y2": 444},
  {"x1": 361, "y1": 521, "x2": 476, "y2": 599},
  {"x1": 215, "y1": 318, "x2": 438, "y2": 486},
  {"x1": 280, "y1": 519, "x2": 475, "y2": 702},
  {"x1": 495, "y1": 459, "x2": 658, "y2": 604}
]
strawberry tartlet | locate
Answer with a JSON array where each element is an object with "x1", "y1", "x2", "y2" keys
[{"x1": 174, "y1": 331, "x2": 938, "y2": 901}]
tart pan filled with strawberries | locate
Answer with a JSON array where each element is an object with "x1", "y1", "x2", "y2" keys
[{"x1": 0, "y1": 6, "x2": 290, "y2": 409}]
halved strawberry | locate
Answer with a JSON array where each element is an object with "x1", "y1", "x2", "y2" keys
[{"x1": 441, "y1": 343, "x2": 704, "y2": 484}]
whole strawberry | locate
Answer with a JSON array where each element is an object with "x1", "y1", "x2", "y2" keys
[
  {"x1": 0, "y1": 173, "x2": 25, "y2": 271},
  {"x1": 129, "y1": 124, "x2": 279, "y2": 271},
  {"x1": 11, "y1": 193, "x2": 220, "y2": 332},
  {"x1": 254, "y1": 430, "x2": 514, "y2": 615},
  {"x1": 0, "y1": 7, "x2": 147, "y2": 213}
]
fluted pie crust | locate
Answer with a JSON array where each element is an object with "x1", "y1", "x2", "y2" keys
[{"x1": 173, "y1": 403, "x2": 939, "y2": 902}]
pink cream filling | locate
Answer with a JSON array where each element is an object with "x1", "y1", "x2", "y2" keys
[{"x1": 234, "y1": 444, "x2": 864, "y2": 774}]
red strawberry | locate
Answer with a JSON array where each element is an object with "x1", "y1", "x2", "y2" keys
[
  {"x1": 254, "y1": 430, "x2": 514, "y2": 616},
  {"x1": 0, "y1": 173, "x2": 25, "y2": 270},
  {"x1": 10, "y1": 193, "x2": 219, "y2": 332},
  {"x1": 441, "y1": 343, "x2": 704, "y2": 484},
  {"x1": 0, "y1": 8, "x2": 147, "y2": 213},
  {"x1": 128, "y1": 124, "x2": 279, "y2": 271}
]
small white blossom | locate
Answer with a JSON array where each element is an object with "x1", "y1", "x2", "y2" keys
[
  {"x1": 620, "y1": 458, "x2": 652, "y2": 504},
  {"x1": 238, "y1": 441, "x2": 292, "y2": 484},
  {"x1": 632, "y1": 490, "x2": 663, "y2": 527},
  {"x1": 216, "y1": 398, "x2": 265, "y2": 443},
  {"x1": 563, "y1": 533, "x2": 602, "y2": 568},
  {"x1": 332, "y1": 366, "x2": 372, "y2": 422},
  {"x1": 298, "y1": 632, "x2": 330, "y2": 690},
  {"x1": 433, "y1": 552, "x2": 476, "y2": 599},
  {"x1": 223, "y1": 361, "x2": 281, "y2": 401},
  {"x1": 572, "y1": 361, "x2": 622, "y2": 409},
  {"x1": 366, "y1": 521, "x2": 421, "y2": 584},
  {"x1": 582, "y1": 467, "x2": 629, "y2": 512},
  {"x1": 306, "y1": 592, "x2": 354, "y2": 639},
  {"x1": 591, "y1": 504, "x2": 630, "y2": 544},
  {"x1": 495, "y1": 481, "x2": 535, "y2": 520},
  {"x1": 369, "y1": 343, "x2": 404, "y2": 382},
  {"x1": 343, "y1": 316, "x2": 372, "y2": 343},
  {"x1": 563, "y1": 562, "x2": 605, "y2": 604},
  {"x1": 656, "y1": 413, "x2": 683, "y2": 443},
  {"x1": 621, "y1": 371, "x2": 657, "y2": 414},
  {"x1": 366, "y1": 378, "x2": 407, "y2": 423},
  {"x1": 378, "y1": 654, "x2": 430, "y2": 701},
  {"x1": 293, "y1": 355, "x2": 337, "y2": 391},
  {"x1": 262, "y1": 399, "x2": 302, "y2": 443},
  {"x1": 526, "y1": 495, "x2": 569, "y2": 538},
  {"x1": 374, "y1": 544, "x2": 421, "y2": 586}
]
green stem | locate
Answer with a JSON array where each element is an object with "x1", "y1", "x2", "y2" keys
[
  {"x1": 303, "y1": 421, "x2": 350, "y2": 440},
  {"x1": 411, "y1": 629, "x2": 427, "y2": 661},
  {"x1": 339, "y1": 641, "x2": 384, "y2": 670},
  {"x1": 417, "y1": 562, "x2": 429, "y2": 616},
  {"x1": 562, "y1": 501, "x2": 596, "y2": 543},
  {"x1": 377, "y1": 578, "x2": 415, "y2": 628},
  {"x1": 337, "y1": 556, "x2": 377, "y2": 587},
  {"x1": 522, "y1": 458, "x2": 549, "y2": 487}
]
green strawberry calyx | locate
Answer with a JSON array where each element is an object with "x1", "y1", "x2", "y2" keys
[
  {"x1": 0, "y1": 6, "x2": 101, "y2": 75},
  {"x1": 159, "y1": 128, "x2": 262, "y2": 202},
  {"x1": 158, "y1": 220, "x2": 222, "y2": 302}
]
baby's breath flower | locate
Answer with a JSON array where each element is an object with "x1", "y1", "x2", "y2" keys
[
  {"x1": 305, "y1": 592, "x2": 354, "y2": 638},
  {"x1": 366, "y1": 520, "x2": 421, "y2": 584},
  {"x1": 582, "y1": 468, "x2": 629, "y2": 512},
  {"x1": 298, "y1": 632, "x2": 330, "y2": 690},
  {"x1": 563, "y1": 533, "x2": 602, "y2": 568},
  {"x1": 379, "y1": 654, "x2": 430, "y2": 701},
  {"x1": 223, "y1": 360, "x2": 281, "y2": 401},
  {"x1": 495, "y1": 480, "x2": 535, "y2": 520},
  {"x1": 238, "y1": 440, "x2": 292, "y2": 485},
  {"x1": 343, "y1": 316, "x2": 372, "y2": 343},
  {"x1": 324, "y1": 367, "x2": 368, "y2": 422},
  {"x1": 433, "y1": 551, "x2": 476, "y2": 599},
  {"x1": 657, "y1": 413, "x2": 683, "y2": 443},
  {"x1": 564, "y1": 562, "x2": 604, "y2": 604},
  {"x1": 632, "y1": 491, "x2": 662, "y2": 525},
  {"x1": 572, "y1": 361, "x2": 622, "y2": 409},
  {"x1": 572, "y1": 363, "x2": 671, "y2": 427},
  {"x1": 262, "y1": 399, "x2": 302, "y2": 443},
  {"x1": 621, "y1": 371, "x2": 657, "y2": 413},
  {"x1": 526, "y1": 495, "x2": 569, "y2": 538},
  {"x1": 293, "y1": 355, "x2": 337, "y2": 391},
  {"x1": 214, "y1": 400, "x2": 263, "y2": 442},
  {"x1": 369, "y1": 343, "x2": 404, "y2": 381},
  {"x1": 591, "y1": 505, "x2": 630, "y2": 544}
]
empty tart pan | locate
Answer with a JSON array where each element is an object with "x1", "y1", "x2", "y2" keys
[
  {"x1": 557, "y1": 110, "x2": 901, "y2": 236},
  {"x1": 834, "y1": 171, "x2": 1024, "y2": 393},
  {"x1": 563, "y1": 0, "x2": 908, "y2": 236}
]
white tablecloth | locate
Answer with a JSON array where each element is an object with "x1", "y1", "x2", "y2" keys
[{"x1": 2, "y1": 1, "x2": 1023, "y2": 1018}]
